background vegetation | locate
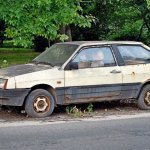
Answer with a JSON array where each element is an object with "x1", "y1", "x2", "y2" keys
[
  {"x1": 0, "y1": 47, "x2": 39, "y2": 67},
  {"x1": 0, "y1": 0, "x2": 150, "y2": 54}
]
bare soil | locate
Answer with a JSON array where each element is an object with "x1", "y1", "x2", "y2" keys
[{"x1": 0, "y1": 100, "x2": 149, "y2": 122}]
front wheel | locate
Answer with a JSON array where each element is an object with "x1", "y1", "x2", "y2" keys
[
  {"x1": 138, "y1": 85, "x2": 150, "y2": 110},
  {"x1": 25, "y1": 89, "x2": 55, "y2": 118}
]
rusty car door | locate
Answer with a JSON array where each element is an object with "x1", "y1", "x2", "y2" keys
[
  {"x1": 63, "y1": 46, "x2": 123, "y2": 104},
  {"x1": 116, "y1": 44, "x2": 150, "y2": 99}
]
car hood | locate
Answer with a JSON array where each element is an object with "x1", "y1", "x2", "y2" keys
[{"x1": 0, "y1": 63, "x2": 52, "y2": 78}]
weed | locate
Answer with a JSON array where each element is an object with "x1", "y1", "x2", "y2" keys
[
  {"x1": 65, "y1": 106, "x2": 72, "y2": 114},
  {"x1": 65, "y1": 103, "x2": 94, "y2": 118},
  {"x1": 65, "y1": 106, "x2": 84, "y2": 118},
  {"x1": 1, "y1": 60, "x2": 9, "y2": 68},
  {"x1": 86, "y1": 103, "x2": 94, "y2": 113}
]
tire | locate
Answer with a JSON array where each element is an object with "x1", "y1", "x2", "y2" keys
[
  {"x1": 25, "y1": 89, "x2": 55, "y2": 118},
  {"x1": 138, "y1": 84, "x2": 150, "y2": 110}
]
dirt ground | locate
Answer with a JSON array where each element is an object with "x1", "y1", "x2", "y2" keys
[{"x1": 0, "y1": 100, "x2": 149, "y2": 122}]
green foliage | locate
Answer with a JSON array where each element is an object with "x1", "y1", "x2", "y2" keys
[
  {"x1": 0, "y1": 0, "x2": 92, "y2": 47},
  {"x1": 2, "y1": 40, "x2": 27, "y2": 48},
  {"x1": 106, "y1": 0, "x2": 142, "y2": 40},
  {"x1": 65, "y1": 106, "x2": 84, "y2": 118},
  {"x1": 1, "y1": 0, "x2": 150, "y2": 48},
  {"x1": 86, "y1": 103, "x2": 94, "y2": 113},
  {"x1": 147, "y1": 0, "x2": 150, "y2": 7},
  {"x1": 72, "y1": 0, "x2": 109, "y2": 41},
  {"x1": 0, "y1": 60, "x2": 9, "y2": 68},
  {"x1": 65, "y1": 103, "x2": 94, "y2": 118},
  {"x1": 73, "y1": 0, "x2": 150, "y2": 45}
]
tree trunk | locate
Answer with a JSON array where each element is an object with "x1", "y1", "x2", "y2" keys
[
  {"x1": 65, "y1": 25, "x2": 72, "y2": 41},
  {"x1": 53, "y1": 25, "x2": 72, "y2": 44},
  {"x1": 48, "y1": 40, "x2": 51, "y2": 47}
]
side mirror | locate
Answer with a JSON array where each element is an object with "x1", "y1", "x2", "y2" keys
[
  {"x1": 65, "y1": 62, "x2": 78, "y2": 70},
  {"x1": 65, "y1": 61, "x2": 91, "y2": 70},
  {"x1": 69, "y1": 62, "x2": 78, "y2": 70}
]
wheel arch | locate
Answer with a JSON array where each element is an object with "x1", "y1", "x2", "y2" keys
[
  {"x1": 137, "y1": 81, "x2": 150, "y2": 99},
  {"x1": 23, "y1": 84, "x2": 57, "y2": 107}
]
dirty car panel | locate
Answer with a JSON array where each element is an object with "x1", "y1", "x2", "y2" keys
[{"x1": 0, "y1": 89, "x2": 30, "y2": 106}]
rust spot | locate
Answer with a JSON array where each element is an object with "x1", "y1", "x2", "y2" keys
[
  {"x1": 62, "y1": 94, "x2": 72, "y2": 104},
  {"x1": 57, "y1": 81, "x2": 61, "y2": 84},
  {"x1": 132, "y1": 72, "x2": 135, "y2": 76},
  {"x1": 63, "y1": 93, "x2": 119, "y2": 104}
]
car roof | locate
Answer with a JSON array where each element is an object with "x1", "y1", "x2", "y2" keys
[{"x1": 56, "y1": 41, "x2": 143, "y2": 47}]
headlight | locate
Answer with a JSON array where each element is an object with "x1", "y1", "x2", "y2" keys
[{"x1": 0, "y1": 79, "x2": 8, "y2": 89}]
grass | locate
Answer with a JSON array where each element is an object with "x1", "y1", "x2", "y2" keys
[
  {"x1": 0, "y1": 48, "x2": 40, "y2": 66},
  {"x1": 0, "y1": 47, "x2": 33, "y2": 51}
]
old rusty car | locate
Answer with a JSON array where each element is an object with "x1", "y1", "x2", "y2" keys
[{"x1": 0, "y1": 41, "x2": 150, "y2": 117}]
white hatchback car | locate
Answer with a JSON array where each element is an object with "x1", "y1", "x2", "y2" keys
[{"x1": 0, "y1": 41, "x2": 150, "y2": 117}]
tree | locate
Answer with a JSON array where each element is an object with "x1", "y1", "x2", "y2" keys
[
  {"x1": 147, "y1": 0, "x2": 150, "y2": 6},
  {"x1": 0, "y1": 0, "x2": 92, "y2": 48},
  {"x1": 132, "y1": 0, "x2": 150, "y2": 44},
  {"x1": 106, "y1": 0, "x2": 143, "y2": 40},
  {"x1": 72, "y1": 1, "x2": 109, "y2": 41},
  {"x1": 72, "y1": 0, "x2": 150, "y2": 45}
]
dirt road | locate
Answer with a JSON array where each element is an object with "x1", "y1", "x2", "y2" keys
[{"x1": 0, "y1": 101, "x2": 149, "y2": 122}]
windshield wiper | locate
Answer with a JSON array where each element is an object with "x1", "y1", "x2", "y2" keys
[
  {"x1": 37, "y1": 61, "x2": 54, "y2": 67},
  {"x1": 30, "y1": 60, "x2": 54, "y2": 67},
  {"x1": 30, "y1": 60, "x2": 39, "y2": 64}
]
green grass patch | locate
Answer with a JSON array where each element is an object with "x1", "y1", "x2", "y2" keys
[{"x1": 0, "y1": 48, "x2": 40, "y2": 66}]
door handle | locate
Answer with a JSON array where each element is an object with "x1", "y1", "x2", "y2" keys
[{"x1": 110, "y1": 70, "x2": 121, "y2": 74}]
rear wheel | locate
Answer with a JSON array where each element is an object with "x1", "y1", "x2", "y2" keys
[
  {"x1": 25, "y1": 89, "x2": 55, "y2": 118},
  {"x1": 138, "y1": 85, "x2": 150, "y2": 110}
]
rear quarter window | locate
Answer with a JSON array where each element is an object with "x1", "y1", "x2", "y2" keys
[{"x1": 117, "y1": 45, "x2": 150, "y2": 65}]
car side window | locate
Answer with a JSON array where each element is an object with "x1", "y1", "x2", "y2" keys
[
  {"x1": 117, "y1": 45, "x2": 150, "y2": 65},
  {"x1": 72, "y1": 47, "x2": 116, "y2": 69}
]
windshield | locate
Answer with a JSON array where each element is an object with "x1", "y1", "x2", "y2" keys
[{"x1": 33, "y1": 44, "x2": 78, "y2": 66}]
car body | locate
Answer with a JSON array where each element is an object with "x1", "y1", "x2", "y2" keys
[{"x1": 0, "y1": 41, "x2": 150, "y2": 117}]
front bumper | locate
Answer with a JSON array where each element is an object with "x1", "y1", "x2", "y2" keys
[{"x1": 0, "y1": 89, "x2": 30, "y2": 106}]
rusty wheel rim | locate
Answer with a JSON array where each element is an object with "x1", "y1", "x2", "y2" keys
[
  {"x1": 144, "y1": 91, "x2": 150, "y2": 106},
  {"x1": 33, "y1": 96, "x2": 50, "y2": 113}
]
